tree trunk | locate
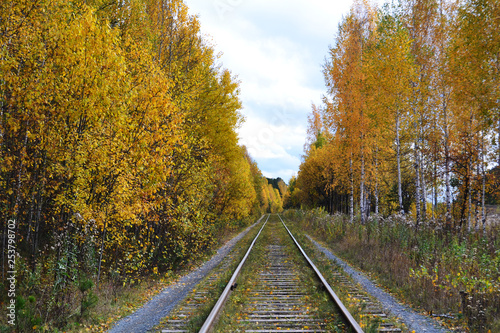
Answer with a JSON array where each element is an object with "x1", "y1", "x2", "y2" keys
[
  {"x1": 14, "y1": 130, "x2": 28, "y2": 219},
  {"x1": 32, "y1": 150, "x2": 47, "y2": 269},
  {"x1": 433, "y1": 158, "x2": 438, "y2": 219},
  {"x1": 97, "y1": 217, "x2": 107, "y2": 288},
  {"x1": 375, "y1": 150, "x2": 379, "y2": 215},
  {"x1": 420, "y1": 148, "x2": 427, "y2": 222},
  {"x1": 415, "y1": 139, "x2": 421, "y2": 228},
  {"x1": 0, "y1": 78, "x2": 4, "y2": 279},
  {"x1": 420, "y1": 162, "x2": 425, "y2": 221},
  {"x1": 481, "y1": 134, "x2": 486, "y2": 233},
  {"x1": 396, "y1": 112, "x2": 404, "y2": 214},
  {"x1": 350, "y1": 156, "x2": 354, "y2": 223},
  {"x1": 467, "y1": 158, "x2": 472, "y2": 233},
  {"x1": 366, "y1": 192, "x2": 371, "y2": 220},
  {"x1": 475, "y1": 158, "x2": 480, "y2": 233},
  {"x1": 444, "y1": 104, "x2": 452, "y2": 230},
  {"x1": 5, "y1": 128, "x2": 28, "y2": 277},
  {"x1": 32, "y1": 195, "x2": 42, "y2": 271},
  {"x1": 360, "y1": 149, "x2": 365, "y2": 224},
  {"x1": 27, "y1": 193, "x2": 34, "y2": 242}
]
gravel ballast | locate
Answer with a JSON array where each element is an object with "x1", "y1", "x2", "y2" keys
[
  {"x1": 307, "y1": 235, "x2": 452, "y2": 333},
  {"x1": 107, "y1": 217, "x2": 262, "y2": 333}
]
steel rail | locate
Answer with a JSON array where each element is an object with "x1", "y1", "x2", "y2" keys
[
  {"x1": 198, "y1": 214, "x2": 270, "y2": 333},
  {"x1": 278, "y1": 214, "x2": 364, "y2": 333}
]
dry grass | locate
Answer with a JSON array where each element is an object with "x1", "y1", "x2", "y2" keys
[{"x1": 284, "y1": 209, "x2": 500, "y2": 333}]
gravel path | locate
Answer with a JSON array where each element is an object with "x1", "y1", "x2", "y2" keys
[
  {"x1": 107, "y1": 217, "x2": 263, "y2": 333},
  {"x1": 307, "y1": 235, "x2": 452, "y2": 333}
]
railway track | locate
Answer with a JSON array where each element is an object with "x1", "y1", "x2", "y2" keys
[
  {"x1": 197, "y1": 214, "x2": 363, "y2": 333},
  {"x1": 156, "y1": 214, "x2": 403, "y2": 332},
  {"x1": 157, "y1": 216, "x2": 268, "y2": 333}
]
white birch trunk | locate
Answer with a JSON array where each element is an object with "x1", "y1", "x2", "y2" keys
[
  {"x1": 481, "y1": 134, "x2": 487, "y2": 233},
  {"x1": 475, "y1": 152, "x2": 480, "y2": 232},
  {"x1": 360, "y1": 150, "x2": 365, "y2": 224},
  {"x1": 375, "y1": 150, "x2": 379, "y2": 215},
  {"x1": 415, "y1": 140, "x2": 421, "y2": 227},
  {"x1": 396, "y1": 112, "x2": 404, "y2": 215},
  {"x1": 434, "y1": 160, "x2": 438, "y2": 219},
  {"x1": 443, "y1": 101, "x2": 452, "y2": 228},
  {"x1": 97, "y1": 219, "x2": 107, "y2": 288},
  {"x1": 467, "y1": 159, "x2": 472, "y2": 233},
  {"x1": 350, "y1": 156, "x2": 354, "y2": 223},
  {"x1": 420, "y1": 147, "x2": 427, "y2": 222}
]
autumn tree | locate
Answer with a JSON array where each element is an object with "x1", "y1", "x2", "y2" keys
[
  {"x1": 363, "y1": 5, "x2": 417, "y2": 215},
  {"x1": 0, "y1": 0, "x2": 265, "y2": 328},
  {"x1": 447, "y1": 0, "x2": 499, "y2": 232},
  {"x1": 296, "y1": 0, "x2": 499, "y2": 233}
]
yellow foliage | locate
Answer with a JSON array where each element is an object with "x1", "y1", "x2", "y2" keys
[{"x1": 0, "y1": 3, "x2": 265, "y2": 320}]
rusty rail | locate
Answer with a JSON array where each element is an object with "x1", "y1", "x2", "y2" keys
[
  {"x1": 198, "y1": 214, "x2": 270, "y2": 333},
  {"x1": 278, "y1": 214, "x2": 364, "y2": 333}
]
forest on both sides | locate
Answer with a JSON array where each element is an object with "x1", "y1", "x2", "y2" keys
[
  {"x1": 284, "y1": 0, "x2": 500, "y2": 330},
  {"x1": 0, "y1": 0, "x2": 286, "y2": 331}
]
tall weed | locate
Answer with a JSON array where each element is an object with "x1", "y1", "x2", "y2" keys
[{"x1": 284, "y1": 209, "x2": 500, "y2": 332}]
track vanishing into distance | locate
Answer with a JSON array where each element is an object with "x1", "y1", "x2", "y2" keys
[
  {"x1": 159, "y1": 214, "x2": 364, "y2": 333},
  {"x1": 201, "y1": 214, "x2": 362, "y2": 332}
]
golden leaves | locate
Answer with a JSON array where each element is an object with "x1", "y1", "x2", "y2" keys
[{"x1": 1, "y1": 2, "x2": 274, "y2": 306}]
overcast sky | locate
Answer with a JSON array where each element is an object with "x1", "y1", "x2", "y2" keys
[{"x1": 184, "y1": 0, "x2": 383, "y2": 182}]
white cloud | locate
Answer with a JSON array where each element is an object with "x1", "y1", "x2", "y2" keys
[
  {"x1": 238, "y1": 111, "x2": 304, "y2": 182},
  {"x1": 184, "y1": 0, "x2": 386, "y2": 179},
  {"x1": 199, "y1": 19, "x2": 323, "y2": 111},
  {"x1": 262, "y1": 169, "x2": 297, "y2": 182}
]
